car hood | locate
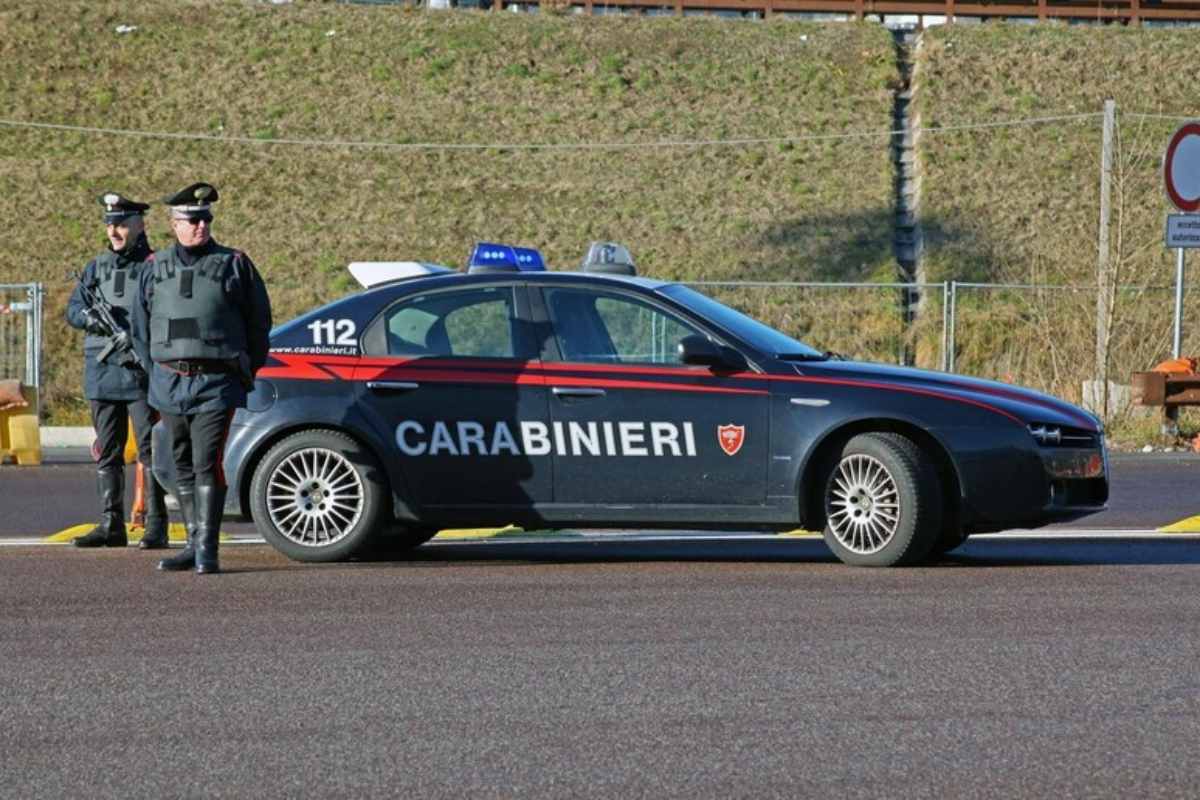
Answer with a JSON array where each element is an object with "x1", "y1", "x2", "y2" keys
[{"x1": 789, "y1": 360, "x2": 1102, "y2": 432}]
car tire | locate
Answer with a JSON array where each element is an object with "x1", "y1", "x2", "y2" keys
[
  {"x1": 821, "y1": 432, "x2": 942, "y2": 567},
  {"x1": 250, "y1": 429, "x2": 388, "y2": 562}
]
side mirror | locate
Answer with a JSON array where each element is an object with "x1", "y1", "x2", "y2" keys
[{"x1": 678, "y1": 335, "x2": 747, "y2": 372}]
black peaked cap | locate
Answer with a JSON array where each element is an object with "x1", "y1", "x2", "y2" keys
[
  {"x1": 163, "y1": 182, "x2": 219, "y2": 219},
  {"x1": 98, "y1": 191, "x2": 150, "y2": 224}
]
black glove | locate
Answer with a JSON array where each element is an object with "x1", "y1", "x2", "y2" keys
[
  {"x1": 236, "y1": 353, "x2": 256, "y2": 391},
  {"x1": 82, "y1": 308, "x2": 108, "y2": 336}
]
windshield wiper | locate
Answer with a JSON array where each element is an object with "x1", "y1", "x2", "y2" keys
[{"x1": 777, "y1": 352, "x2": 830, "y2": 362}]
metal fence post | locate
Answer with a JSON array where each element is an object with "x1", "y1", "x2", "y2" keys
[
  {"x1": 24, "y1": 286, "x2": 33, "y2": 387},
  {"x1": 941, "y1": 281, "x2": 949, "y2": 371},
  {"x1": 1173, "y1": 248, "x2": 1186, "y2": 359},
  {"x1": 1095, "y1": 100, "x2": 1115, "y2": 418},
  {"x1": 947, "y1": 280, "x2": 957, "y2": 373},
  {"x1": 33, "y1": 283, "x2": 43, "y2": 418}
]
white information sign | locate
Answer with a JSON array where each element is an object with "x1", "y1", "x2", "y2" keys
[{"x1": 1166, "y1": 214, "x2": 1200, "y2": 249}]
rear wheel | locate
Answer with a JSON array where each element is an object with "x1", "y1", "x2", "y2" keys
[
  {"x1": 250, "y1": 429, "x2": 388, "y2": 562},
  {"x1": 821, "y1": 432, "x2": 942, "y2": 567}
]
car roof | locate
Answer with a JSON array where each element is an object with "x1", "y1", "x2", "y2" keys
[{"x1": 360, "y1": 268, "x2": 672, "y2": 296}]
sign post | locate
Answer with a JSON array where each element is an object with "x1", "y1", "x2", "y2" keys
[{"x1": 1163, "y1": 122, "x2": 1200, "y2": 357}]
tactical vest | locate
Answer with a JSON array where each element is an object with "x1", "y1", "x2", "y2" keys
[
  {"x1": 84, "y1": 246, "x2": 147, "y2": 351},
  {"x1": 149, "y1": 243, "x2": 249, "y2": 362}
]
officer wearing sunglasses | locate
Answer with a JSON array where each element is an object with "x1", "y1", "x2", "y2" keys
[{"x1": 130, "y1": 182, "x2": 273, "y2": 575}]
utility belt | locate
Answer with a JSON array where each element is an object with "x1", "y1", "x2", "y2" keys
[{"x1": 159, "y1": 359, "x2": 234, "y2": 377}]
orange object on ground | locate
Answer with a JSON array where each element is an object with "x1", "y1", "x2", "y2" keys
[
  {"x1": 130, "y1": 465, "x2": 146, "y2": 527},
  {"x1": 1152, "y1": 357, "x2": 1198, "y2": 374},
  {"x1": 0, "y1": 379, "x2": 27, "y2": 410}
]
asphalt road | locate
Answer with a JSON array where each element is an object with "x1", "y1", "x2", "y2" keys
[
  {"x1": 1, "y1": 451, "x2": 1197, "y2": 538},
  {"x1": 2, "y1": 536, "x2": 1199, "y2": 798},
  {"x1": 4, "y1": 452, "x2": 1200, "y2": 796}
]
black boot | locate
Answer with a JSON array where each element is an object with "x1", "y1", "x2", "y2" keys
[
  {"x1": 195, "y1": 482, "x2": 225, "y2": 575},
  {"x1": 74, "y1": 467, "x2": 128, "y2": 548},
  {"x1": 137, "y1": 463, "x2": 170, "y2": 550},
  {"x1": 157, "y1": 487, "x2": 196, "y2": 571}
]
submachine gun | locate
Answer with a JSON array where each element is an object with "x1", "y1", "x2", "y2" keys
[{"x1": 74, "y1": 273, "x2": 147, "y2": 373}]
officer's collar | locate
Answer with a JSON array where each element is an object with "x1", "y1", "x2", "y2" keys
[
  {"x1": 111, "y1": 232, "x2": 150, "y2": 261},
  {"x1": 176, "y1": 238, "x2": 215, "y2": 266}
]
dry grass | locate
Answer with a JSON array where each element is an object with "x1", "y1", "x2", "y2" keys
[
  {"x1": 0, "y1": 1, "x2": 897, "y2": 421},
  {"x1": 9, "y1": 6, "x2": 1198, "y2": 430},
  {"x1": 915, "y1": 23, "x2": 1200, "y2": 411}
]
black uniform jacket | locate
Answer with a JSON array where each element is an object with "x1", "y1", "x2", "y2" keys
[
  {"x1": 65, "y1": 234, "x2": 153, "y2": 402},
  {"x1": 130, "y1": 239, "x2": 273, "y2": 415}
]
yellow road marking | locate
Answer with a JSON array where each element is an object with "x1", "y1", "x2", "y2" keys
[
  {"x1": 45, "y1": 524, "x2": 98, "y2": 543},
  {"x1": 433, "y1": 526, "x2": 532, "y2": 540},
  {"x1": 45, "y1": 523, "x2": 228, "y2": 543},
  {"x1": 777, "y1": 529, "x2": 821, "y2": 537},
  {"x1": 1158, "y1": 515, "x2": 1200, "y2": 533}
]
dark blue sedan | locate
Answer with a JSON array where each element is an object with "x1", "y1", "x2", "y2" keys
[{"x1": 156, "y1": 242, "x2": 1108, "y2": 567}]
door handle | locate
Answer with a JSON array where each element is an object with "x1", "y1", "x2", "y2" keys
[
  {"x1": 551, "y1": 386, "x2": 606, "y2": 398},
  {"x1": 366, "y1": 381, "x2": 420, "y2": 392}
]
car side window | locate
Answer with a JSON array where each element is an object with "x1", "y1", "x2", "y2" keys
[
  {"x1": 545, "y1": 288, "x2": 702, "y2": 365},
  {"x1": 376, "y1": 287, "x2": 518, "y2": 358}
]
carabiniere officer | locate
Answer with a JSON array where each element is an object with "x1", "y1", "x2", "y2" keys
[
  {"x1": 66, "y1": 192, "x2": 170, "y2": 550},
  {"x1": 130, "y1": 182, "x2": 272, "y2": 575}
]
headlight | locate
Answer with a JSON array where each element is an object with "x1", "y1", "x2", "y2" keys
[
  {"x1": 1043, "y1": 450, "x2": 1105, "y2": 479},
  {"x1": 1028, "y1": 423, "x2": 1098, "y2": 447}
]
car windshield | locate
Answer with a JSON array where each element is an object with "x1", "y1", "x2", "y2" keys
[{"x1": 660, "y1": 284, "x2": 825, "y2": 359}]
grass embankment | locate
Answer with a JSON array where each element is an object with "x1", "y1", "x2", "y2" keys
[
  {"x1": 0, "y1": 2, "x2": 897, "y2": 423},
  {"x1": 915, "y1": 23, "x2": 1200, "y2": 427}
]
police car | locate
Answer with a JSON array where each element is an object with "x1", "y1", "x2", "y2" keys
[{"x1": 158, "y1": 241, "x2": 1108, "y2": 567}]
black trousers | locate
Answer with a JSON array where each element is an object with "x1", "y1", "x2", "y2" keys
[
  {"x1": 162, "y1": 410, "x2": 235, "y2": 491},
  {"x1": 90, "y1": 399, "x2": 158, "y2": 471}
]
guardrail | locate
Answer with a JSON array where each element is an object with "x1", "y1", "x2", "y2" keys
[
  {"x1": 551, "y1": 0, "x2": 1200, "y2": 23},
  {"x1": 355, "y1": 0, "x2": 1200, "y2": 24}
]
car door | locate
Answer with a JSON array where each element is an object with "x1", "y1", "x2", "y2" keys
[
  {"x1": 534, "y1": 284, "x2": 769, "y2": 510},
  {"x1": 355, "y1": 283, "x2": 551, "y2": 511}
]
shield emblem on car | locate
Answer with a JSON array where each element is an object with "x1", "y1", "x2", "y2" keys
[{"x1": 717, "y1": 424, "x2": 745, "y2": 456}]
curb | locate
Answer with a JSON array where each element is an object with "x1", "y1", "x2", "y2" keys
[{"x1": 41, "y1": 426, "x2": 94, "y2": 448}]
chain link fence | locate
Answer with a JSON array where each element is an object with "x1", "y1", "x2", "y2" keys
[
  {"x1": 20, "y1": 276, "x2": 1200, "y2": 423},
  {"x1": 0, "y1": 284, "x2": 43, "y2": 414},
  {"x1": 688, "y1": 279, "x2": 1196, "y2": 418}
]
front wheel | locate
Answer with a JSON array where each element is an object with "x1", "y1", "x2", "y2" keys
[
  {"x1": 250, "y1": 429, "x2": 388, "y2": 562},
  {"x1": 821, "y1": 432, "x2": 942, "y2": 567}
]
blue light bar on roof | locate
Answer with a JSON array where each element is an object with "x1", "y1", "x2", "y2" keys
[
  {"x1": 512, "y1": 246, "x2": 546, "y2": 270},
  {"x1": 468, "y1": 242, "x2": 546, "y2": 273}
]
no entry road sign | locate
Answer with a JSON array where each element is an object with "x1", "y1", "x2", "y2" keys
[{"x1": 1164, "y1": 122, "x2": 1200, "y2": 212}]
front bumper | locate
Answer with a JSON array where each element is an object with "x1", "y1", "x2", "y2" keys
[
  {"x1": 1039, "y1": 441, "x2": 1109, "y2": 519},
  {"x1": 963, "y1": 436, "x2": 1109, "y2": 533}
]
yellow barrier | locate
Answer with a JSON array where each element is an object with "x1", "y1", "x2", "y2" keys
[{"x1": 0, "y1": 385, "x2": 41, "y2": 465}]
